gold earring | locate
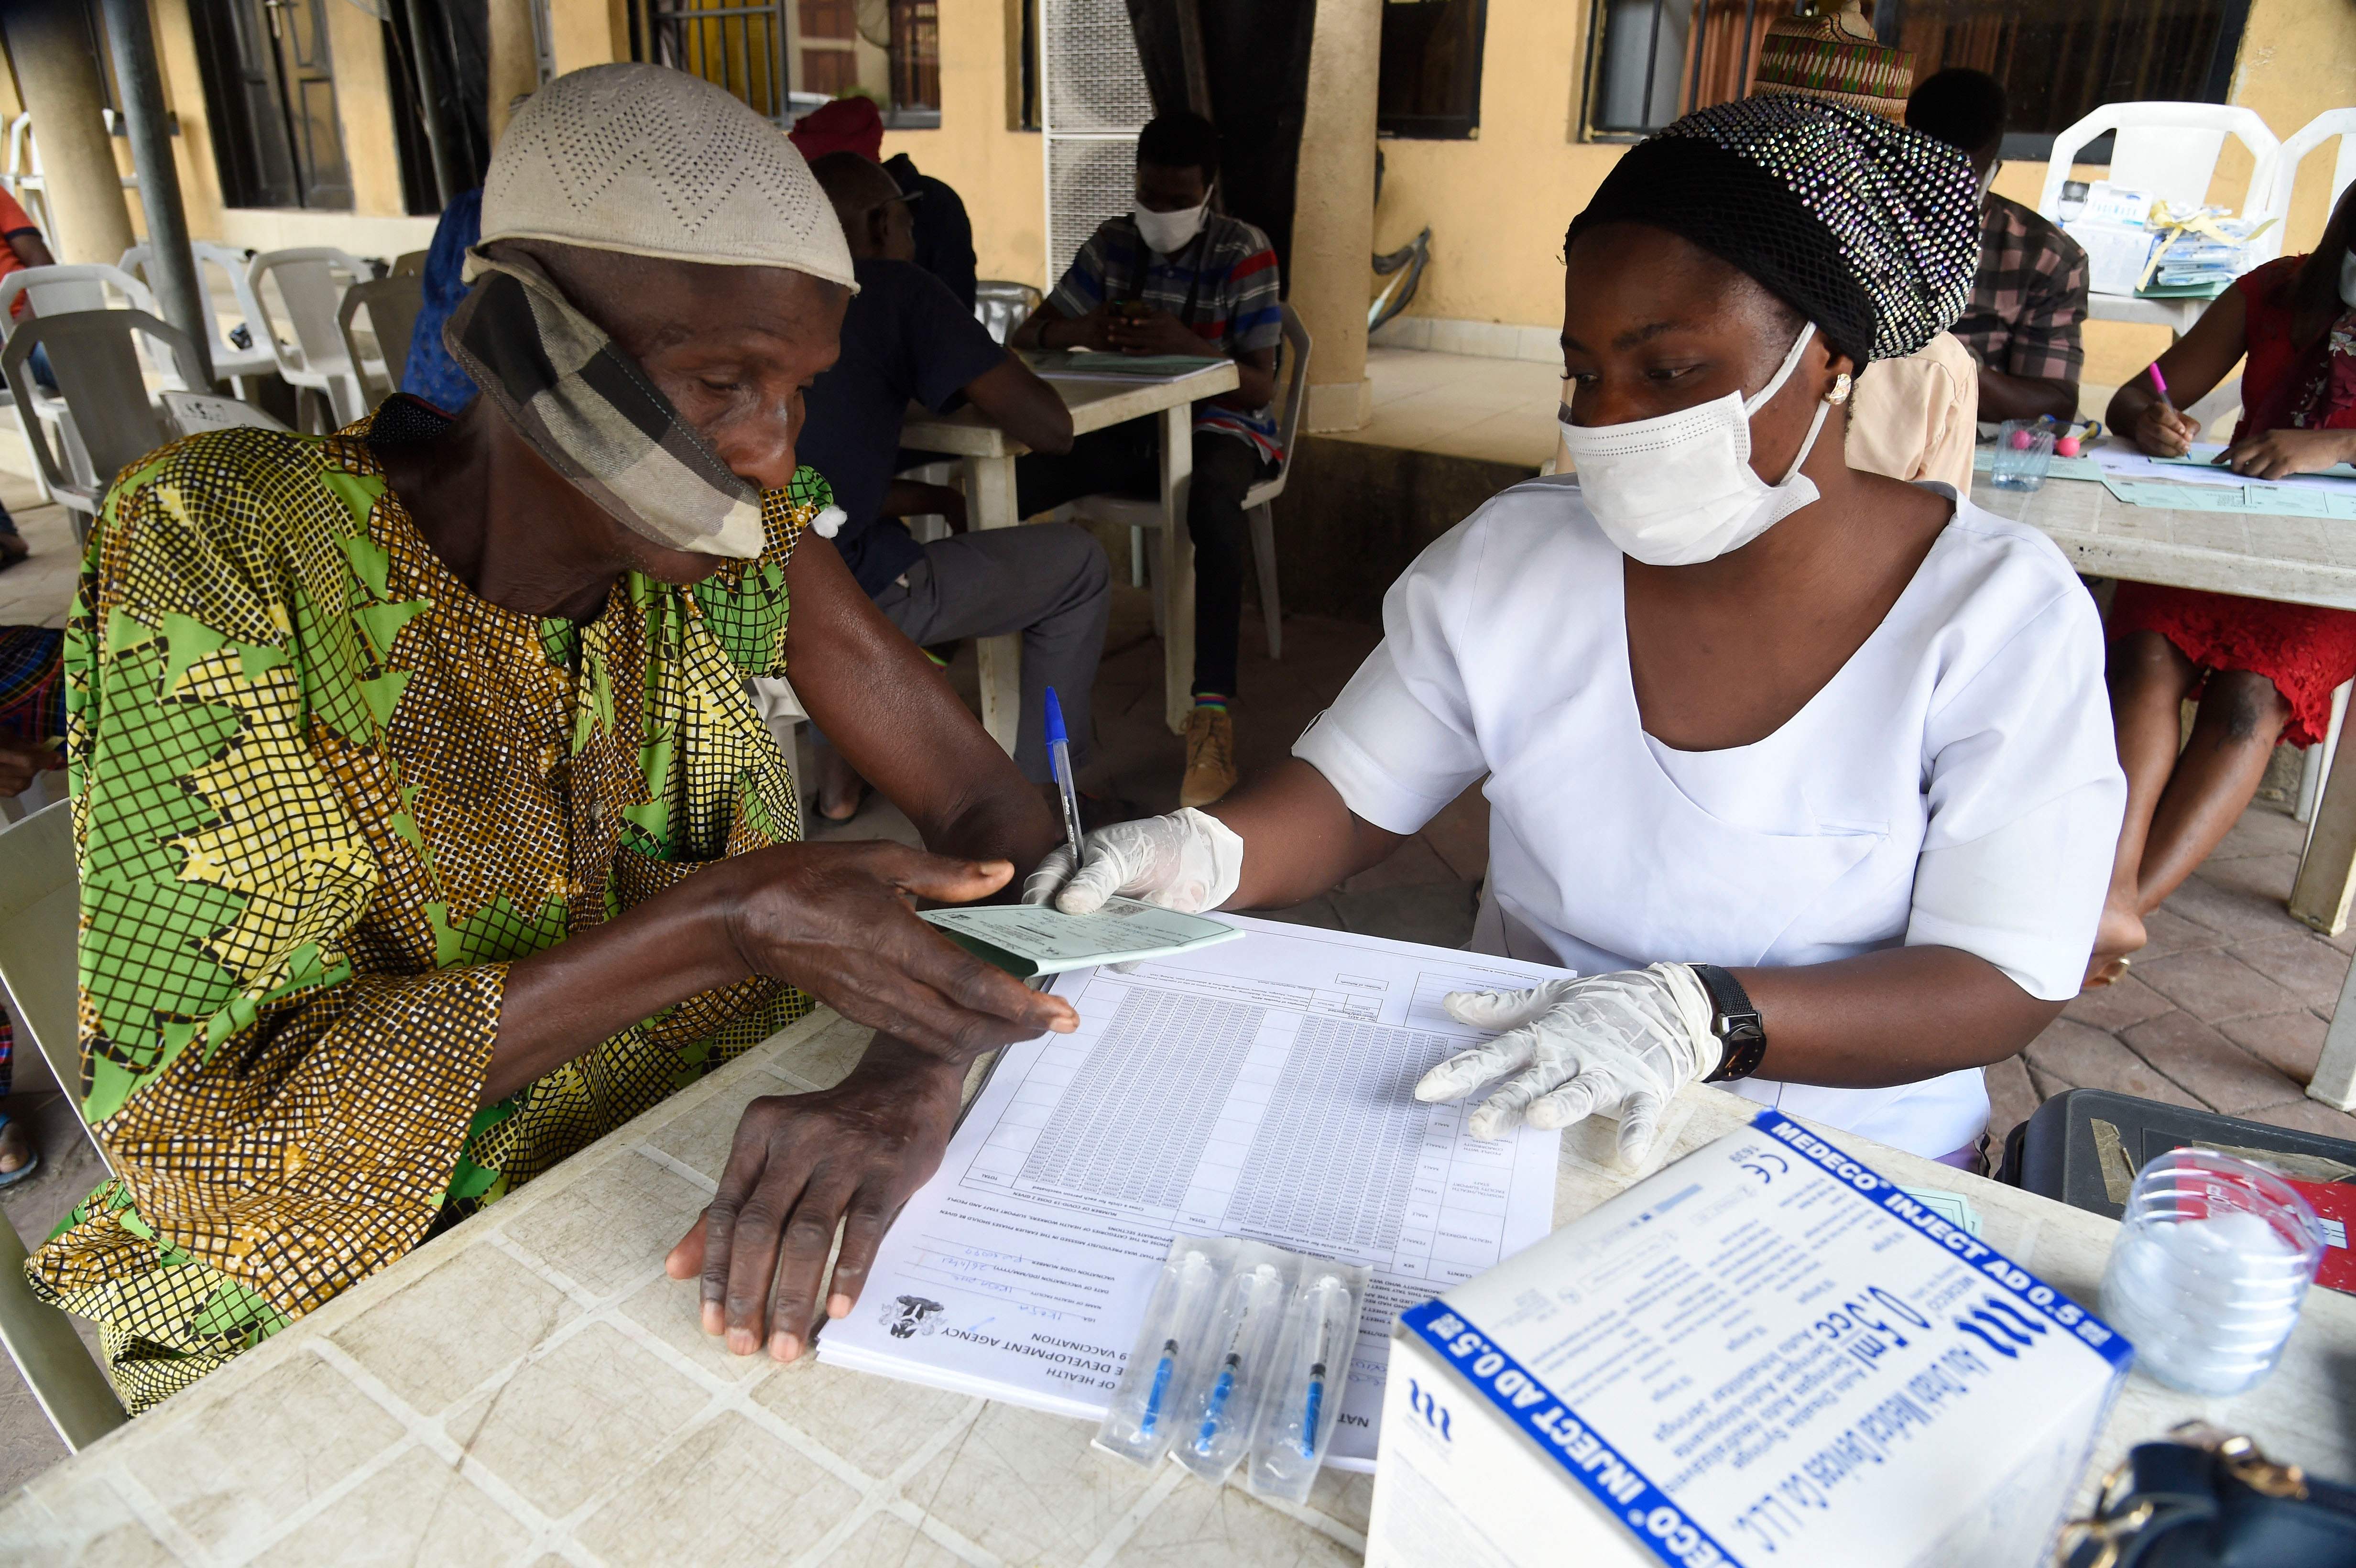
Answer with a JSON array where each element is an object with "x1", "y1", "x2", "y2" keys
[{"x1": 1827, "y1": 371, "x2": 1853, "y2": 405}]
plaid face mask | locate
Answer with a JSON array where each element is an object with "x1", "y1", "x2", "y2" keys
[{"x1": 445, "y1": 250, "x2": 766, "y2": 559}]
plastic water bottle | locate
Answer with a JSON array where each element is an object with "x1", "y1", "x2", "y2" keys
[{"x1": 2098, "y1": 1150, "x2": 2322, "y2": 1396}]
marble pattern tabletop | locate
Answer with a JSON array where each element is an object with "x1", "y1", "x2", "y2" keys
[{"x1": 4, "y1": 1008, "x2": 2351, "y2": 1566}]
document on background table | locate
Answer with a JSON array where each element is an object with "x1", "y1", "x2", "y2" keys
[
  {"x1": 921, "y1": 897, "x2": 1243, "y2": 979},
  {"x1": 2090, "y1": 437, "x2": 2356, "y2": 492},
  {"x1": 1025, "y1": 349, "x2": 1229, "y2": 381},
  {"x1": 818, "y1": 916, "x2": 1567, "y2": 1470},
  {"x1": 2099, "y1": 475, "x2": 2356, "y2": 517}
]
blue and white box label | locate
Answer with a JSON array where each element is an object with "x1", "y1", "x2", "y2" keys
[{"x1": 1365, "y1": 1111, "x2": 2129, "y2": 1568}]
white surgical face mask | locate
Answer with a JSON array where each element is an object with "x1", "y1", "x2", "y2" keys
[
  {"x1": 2339, "y1": 250, "x2": 2356, "y2": 309},
  {"x1": 1556, "y1": 322, "x2": 1836, "y2": 566},
  {"x1": 1134, "y1": 192, "x2": 1211, "y2": 255}
]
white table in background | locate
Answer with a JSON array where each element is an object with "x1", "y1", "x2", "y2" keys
[
  {"x1": 6, "y1": 1007, "x2": 2346, "y2": 1563},
  {"x1": 900, "y1": 359, "x2": 1240, "y2": 747},
  {"x1": 1973, "y1": 468, "x2": 2356, "y2": 1108}
]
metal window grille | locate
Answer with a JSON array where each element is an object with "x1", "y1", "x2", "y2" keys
[
  {"x1": 1040, "y1": 0, "x2": 1151, "y2": 283},
  {"x1": 636, "y1": 0, "x2": 795, "y2": 123}
]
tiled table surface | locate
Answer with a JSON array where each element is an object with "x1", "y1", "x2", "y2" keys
[{"x1": 6, "y1": 1009, "x2": 2352, "y2": 1566}]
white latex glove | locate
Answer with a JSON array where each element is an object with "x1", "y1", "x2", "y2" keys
[
  {"x1": 1416, "y1": 963, "x2": 1722, "y2": 1163},
  {"x1": 1021, "y1": 808, "x2": 1245, "y2": 915}
]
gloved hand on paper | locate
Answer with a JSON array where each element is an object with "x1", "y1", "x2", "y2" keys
[
  {"x1": 1417, "y1": 963, "x2": 1722, "y2": 1163},
  {"x1": 1022, "y1": 807, "x2": 1244, "y2": 915}
]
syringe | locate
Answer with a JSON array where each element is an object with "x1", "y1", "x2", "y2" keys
[
  {"x1": 1141, "y1": 1248, "x2": 1215, "y2": 1437},
  {"x1": 1194, "y1": 1263, "x2": 1283, "y2": 1457},
  {"x1": 1298, "y1": 1274, "x2": 1351, "y2": 1456}
]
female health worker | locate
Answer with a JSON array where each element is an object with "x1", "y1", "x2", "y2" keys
[{"x1": 1028, "y1": 98, "x2": 2127, "y2": 1168}]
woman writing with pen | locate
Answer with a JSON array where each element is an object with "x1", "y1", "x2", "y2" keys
[{"x1": 2092, "y1": 183, "x2": 2356, "y2": 985}]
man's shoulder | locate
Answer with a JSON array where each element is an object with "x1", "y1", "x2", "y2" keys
[
  {"x1": 1991, "y1": 194, "x2": 2085, "y2": 265},
  {"x1": 1205, "y1": 213, "x2": 1276, "y2": 262}
]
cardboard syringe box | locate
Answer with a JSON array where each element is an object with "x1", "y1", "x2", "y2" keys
[{"x1": 1366, "y1": 1111, "x2": 2131, "y2": 1568}]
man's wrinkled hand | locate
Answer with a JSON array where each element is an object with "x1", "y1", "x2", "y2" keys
[
  {"x1": 666, "y1": 1039, "x2": 960, "y2": 1360},
  {"x1": 720, "y1": 841, "x2": 1074, "y2": 1063}
]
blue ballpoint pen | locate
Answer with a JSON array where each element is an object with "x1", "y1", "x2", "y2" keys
[{"x1": 1044, "y1": 686, "x2": 1086, "y2": 868}]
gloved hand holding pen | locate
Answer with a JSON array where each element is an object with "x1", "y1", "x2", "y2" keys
[
  {"x1": 1022, "y1": 808, "x2": 1245, "y2": 915},
  {"x1": 1418, "y1": 964, "x2": 1722, "y2": 1164}
]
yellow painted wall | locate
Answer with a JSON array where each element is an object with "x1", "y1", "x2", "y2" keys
[{"x1": 876, "y1": 0, "x2": 1046, "y2": 289}]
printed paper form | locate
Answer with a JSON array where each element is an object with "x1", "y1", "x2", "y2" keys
[{"x1": 818, "y1": 915, "x2": 1566, "y2": 1470}]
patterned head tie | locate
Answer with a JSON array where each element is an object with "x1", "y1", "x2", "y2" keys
[{"x1": 1566, "y1": 96, "x2": 1978, "y2": 365}]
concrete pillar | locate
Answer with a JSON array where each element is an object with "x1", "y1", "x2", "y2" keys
[
  {"x1": 487, "y1": 0, "x2": 542, "y2": 145},
  {"x1": 1287, "y1": 0, "x2": 1379, "y2": 432},
  {"x1": 0, "y1": 1, "x2": 135, "y2": 265}
]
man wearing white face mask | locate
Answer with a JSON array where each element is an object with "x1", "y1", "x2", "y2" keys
[
  {"x1": 1012, "y1": 111, "x2": 1285, "y2": 809},
  {"x1": 1026, "y1": 98, "x2": 2127, "y2": 1173}
]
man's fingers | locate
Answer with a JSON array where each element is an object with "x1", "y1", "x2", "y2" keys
[
  {"x1": 872, "y1": 844, "x2": 1017, "y2": 904},
  {"x1": 824, "y1": 1196, "x2": 898, "y2": 1321},
  {"x1": 766, "y1": 1170, "x2": 861, "y2": 1362},
  {"x1": 891, "y1": 921, "x2": 1077, "y2": 1036},
  {"x1": 719, "y1": 1148, "x2": 819, "y2": 1354},
  {"x1": 1414, "y1": 1030, "x2": 1539, "y2": 1104}
]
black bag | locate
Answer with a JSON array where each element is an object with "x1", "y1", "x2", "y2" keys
[{"x1": 2059, "y1": 1424, "x2": 2356, "y2": 1567}]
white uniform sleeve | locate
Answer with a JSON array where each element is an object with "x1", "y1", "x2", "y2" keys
[
  {"x1": 1293, "y1": 518, "x2": 1491, "y2": 835},
  {"x1": 1907, "y1": 583, "x2": 2126, "y2": 1000}
]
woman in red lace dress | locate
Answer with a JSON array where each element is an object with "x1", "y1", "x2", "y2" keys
[{"x1": 2093, "y1": 186, "x2": 2356, "y2": 983}]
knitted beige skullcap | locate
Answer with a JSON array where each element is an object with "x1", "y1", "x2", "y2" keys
[{"x1": 476, "y1": 63, "x2": 855, "y2": 289}]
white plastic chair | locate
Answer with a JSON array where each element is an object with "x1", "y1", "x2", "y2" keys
[
  {"x1": 0, "y1": 801, "x2": 131, "y2": 1452},
  {"x1": 2038, "y1": 103, "x2": 2282, "y2": 335},
  {"x1": 337, "y1": 273, "x2": 424, "y2": 409},
  {"x1": 120, "y1": 240, "x2": 278, "y2": 393},
  {"x1": 1065, "y1": 304, "x2": 1312, "y2": 661},
  {"x1": 1, "y1": 309, "x2": 206, "y2": 532},
  {"x1": 0, "y1": 264, "x2": 161, "y2": 506},
  {"x1": 248, "y1": 247, "x2": 373, "y2": 431},
  {"x1": 975, "y1": 280, "x2": 1042, "y2": 347},
  {"x1": 2263, "y1": 109, "x2": 2356, "y2": 248}
]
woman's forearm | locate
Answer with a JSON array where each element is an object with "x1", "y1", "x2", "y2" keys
[
  {"x1": 1209, "y1": 759, "x2": 1402, "y2": 909},
  {"x1": 1731, "y1": 946, "x2": 2062, "y2": 1090}
]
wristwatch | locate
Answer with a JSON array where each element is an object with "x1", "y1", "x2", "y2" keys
[{"x1": 1691, "y1": 963, "x2": 1768, "y2": 1082}]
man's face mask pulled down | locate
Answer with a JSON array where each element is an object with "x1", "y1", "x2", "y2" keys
[
  {"x1": 1556, "y1": 321, "x2": 1837, "y2": 567},
  {"x1": 444, "y1": 250, "x2": 776, "y2": 561}
]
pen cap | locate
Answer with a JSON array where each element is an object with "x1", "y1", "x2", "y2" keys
[{"x1": 1044, "y1": 686, "x2": 1068, "y2": 749}]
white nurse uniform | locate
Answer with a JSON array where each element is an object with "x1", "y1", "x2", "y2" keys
[{"x1": 1294, "y1": 476, "x2": 2126, "y2": 1159}]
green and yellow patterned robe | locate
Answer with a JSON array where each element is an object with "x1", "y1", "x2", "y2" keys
[{"x1": 30, "y1": 404, "x2": 824, "y2": 1409}]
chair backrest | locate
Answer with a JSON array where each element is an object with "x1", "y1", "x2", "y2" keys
[
  {"x1": 160, "y1": 390, "x2": 291, "y2": 439},
  {"x1": 0, "y1": 263, "x2": 157, "y2": 338},
  {"x1": 248, "y1": 247, "x2": 371, "y2": 377},
  {"x1": 1, "y1": 310, "x2": 205, "y2": 494},
  {"x1": 975, "y1": 279, "x2": 1042, "y2": 346},
  {"x1": 391, "y1": 249, "x2": 428, "y2": 277},
  {"x1": 2038, "y1": 102, "x2": 2281, "y2": 227},
  {"x1": 0, "y1": 800, "x2": 129, "y2": 1452},
  {"x1": 1267, "y1": 302, "x2": 1312, "y2": 490},
  {"x1": 338, "y1": 274, "x2": 425, "y2": 406},
  {"x1": 2265, "y1": 109, "x2": 2356, "y2": 241},
  {"x1": 120, "y1": 241, "x2": 269, "y2": 365}
]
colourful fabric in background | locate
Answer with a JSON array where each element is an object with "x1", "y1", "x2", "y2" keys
[
  {"x1": 0, "y1": 626, "x2": 63, "y2": 744},
  {"x1": 1952, "y1": 195, "x2": 2090, "y2": 383},
  {"x1": 32, "y1": 403, "x2": 827, "y2": 1410},
  {"x1": 1049, "y1": 212, "x2": 1286, "y2": 462},
  {"x1": 399, "y1": 187, "x2": 483, "y2": 412},
  {"x1": 0, "y1": 185, "x2": 40, "y2": 320}
]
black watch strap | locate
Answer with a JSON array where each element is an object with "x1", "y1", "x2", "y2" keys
[{"x1": 1692, "y1": 963, "x2": 1768, "y2": 1081}]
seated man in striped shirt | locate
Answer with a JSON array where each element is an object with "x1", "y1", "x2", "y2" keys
[{"x1": 1013, "y1": 111, "x2": 1284, "y2": 808}]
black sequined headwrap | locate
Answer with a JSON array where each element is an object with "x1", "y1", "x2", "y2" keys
[{"x1": 1566, "y1": 97, "x2": 1979, "y2": 365}]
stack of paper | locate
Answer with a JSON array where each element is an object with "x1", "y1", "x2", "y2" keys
[
  {"x1": 819, "y1": 916, "x2": 1568, "y2": 1470},
  {"x1": 2099, "y1": 476, "x2": 2356, "y2": 517}
]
